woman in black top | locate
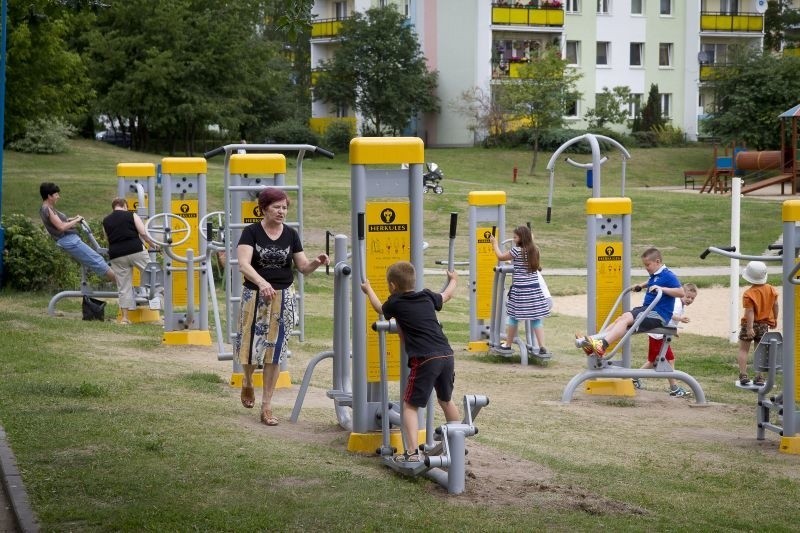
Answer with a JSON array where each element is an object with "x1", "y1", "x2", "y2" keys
[
  {"x1": 102, "y1": 198, "x2": 158, "y2": 324},
  {"x1": 235, "y1": 187, "x2": 329, "y2": 425}
]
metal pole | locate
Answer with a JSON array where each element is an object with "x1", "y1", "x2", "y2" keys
[
  {"x1": 730, "y1": 178, "x2": 742, "y2": 343},
  {"x1": 0, "y1": 0, "x2": 8, "y2": 281}
]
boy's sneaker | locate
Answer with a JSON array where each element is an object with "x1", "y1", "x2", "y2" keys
[
  {"x1": 753, "y1": 374, "x2": 765, "y2": 386},
  {"x1": 575, "y1": 334, "x2": 604, "y2": 356},
  {"x1": 669, "y1": 386, "x2": 690, "y2": 397},
  {"x1": 739, "y1": 373, "x2": 751, "y2": 386},
  {"x1": 632, "y1": 378, "x2": 643, "y2": 390},
  {"x1": 538, "y1": 347, "x2": 549, "y2": 356}
]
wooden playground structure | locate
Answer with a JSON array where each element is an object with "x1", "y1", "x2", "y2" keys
[{"x1": 686, "y1": 103, "x2": 800, "y2": 195}]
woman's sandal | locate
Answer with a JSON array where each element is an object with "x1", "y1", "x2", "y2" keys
[
  {"x1": 260, "y1": 406, "x2": 279, "y2": 426},
  {"x1": 240, "y1": 386, "x2": 255, "y2": 409}
]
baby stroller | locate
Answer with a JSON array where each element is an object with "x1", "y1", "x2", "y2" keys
[{"x1": 423, "y1": 162, "x2": 444, "y2": 194}]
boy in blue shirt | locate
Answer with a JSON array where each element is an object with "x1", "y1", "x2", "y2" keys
[{"x1": 576, "y1": 248, "x2": 684, "y2": 357}]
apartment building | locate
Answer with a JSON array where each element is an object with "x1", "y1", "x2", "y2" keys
[{"x1": 311, "y1": 1, "x2": 792, "y2": 146}]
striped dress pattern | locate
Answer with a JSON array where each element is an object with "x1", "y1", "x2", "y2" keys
[{"x1": 506, "y1": 247, "x2": 550, "y2": 321}]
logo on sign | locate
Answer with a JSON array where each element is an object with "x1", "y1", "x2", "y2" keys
[
  {"x1": 369, "y1": 207, "x2": 407, "y2": 232},
  {"x1": 599, "y1": 245, "x2": 621, "y2": 261},
  {"x1": 478, "y1": 230, "x2": 493, "y2": 244},
  {"x1": 178, "y1": 203, "x2": 197, "y2": 218},
  {"x1": 252, "y1": 206, "x2": 262, "y2": 217}
]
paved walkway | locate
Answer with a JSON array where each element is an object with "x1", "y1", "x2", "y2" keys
[{"x1": 0, "y1": 426, "x2": 38, "y2": 532}]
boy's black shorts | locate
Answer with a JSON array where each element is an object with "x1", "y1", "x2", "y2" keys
[
  {"x1": 404, "y1": 355, "x2": 455, "y2": 408},
  {"x1": 630, "y1": 306, "x2": 665, "y2": 332}
]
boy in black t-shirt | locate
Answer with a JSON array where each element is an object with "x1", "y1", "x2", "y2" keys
[{"x1": 361, "y1": 261, "x2": 460, "y2": 462}]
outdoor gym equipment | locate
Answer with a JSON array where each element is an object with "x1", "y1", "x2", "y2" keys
[
  {"x1": 47, "y1": 219, "x2": 117, "y2": 315},
  {"x1": 466, "y1": 192, "x2": 549, "y2": 365},
  {"x1": 701, "y1": 199, "x2": 800, "y2": 454},
  {"x1": 291, "y1": 137, "x2": 488, "y2": 493},
  {"x1": 561, "y1": 285, "x2": 707, "y2": 404},
  {"x1": 114, "y1": 162, "x2": 162, "y2": 323},
  {"x1": 142, "y1": 157, "x2": 212, "y2": 345},
  {"x1": 547, "y1": 133, "x2": 707, "y2": 401},
  {"x1": 203, "y1": 142, "x2": 334, "y2": 388},
  {"x1": 547, "y1": 133, "x2": 635, "y2": 397}
]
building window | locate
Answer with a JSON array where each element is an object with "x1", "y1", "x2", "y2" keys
[
  {"x1": 597, "y1": 42, "x2": 610, "y2": 66},
  {"x1": 628, "y1": 93, "x2": 643, "y2": 119},
  {"x1": 597, "y1": 0, "x2": 609, "y2": 14},
  {"x1": 334, "y1": 1, "x2": 347, "y2": 19},
  {"x1": 720, "y1": 0, "x2": 739, "y2": 15},
  {"x1": 630, "y1": 43, "x2": 644, "y2": 66},
  {"x1": 659, "y1": 43, "x2": 673, "y2": 67},
  {"x1": 631, "y1": 0, "x2": 643, "y2": 15},
  {"x1": 566, "y1": 0, "x2": 580, "y2": 13},
  {"x1": 701, "y1": 42, "x2": 728, "y2": 64},
  {"x1": 565, "y1": 95, "x2": 579, "y2": 118},
  {"x1": 336, "y1": 104, "x2": 349, "y2": 118},
  {"x1": 660, "y1": 0, "x2": 672, "y2": 15},
  {"x1": 566, "y1": 41, "x2": 580, "y2": 65},
  {"x1": 660, "y1": 93, "x2": 672, "y2": 118}
]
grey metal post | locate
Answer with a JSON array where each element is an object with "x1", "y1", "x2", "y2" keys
[
  {"x1": 351, "y1": 167, "x2": 369, "y2": 435},
  {"x1": 782, "y1": 219, "x2": 797, "y2": 438}
]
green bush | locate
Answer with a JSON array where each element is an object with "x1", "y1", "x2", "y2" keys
[
  {"x1": 321, "y1": 120, "x2": 355, "y2": 154},
  {"x1": 631, "y1": 131, "x2": 659, "y2": 148},
  {"x1": 2, "y1": 214, "x2": 80, "y2": 291},
  {"x1": 8, "y1": 118, "x2": 77, "y2": 154},
  {"x1": 653, "y1": 124, "x2": 686, "y2": 147},
  {"x1": 264, "y1": 119, "x2": 320, "y2": 146}
]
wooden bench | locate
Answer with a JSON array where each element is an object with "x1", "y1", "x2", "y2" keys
[{"x1": 683, "y1": 170, "x2": 708, "y2": 190}]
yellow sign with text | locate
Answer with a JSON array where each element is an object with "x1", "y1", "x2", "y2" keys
[
  {"x1": 475, "y1": 226, "x2": 497, "y2": 320},
  {"x1": 595, "y1": 241, "x2": 623, "y2": 333},
  {"x1": 242, "y1": 201, "x2": 262, "y2": 224},
  {"x1": 170, "y1": 199, "x2": 200, "y2": 306},
  {"x1": 365, "y1": 201, "x2": 410, "y2": 383}
]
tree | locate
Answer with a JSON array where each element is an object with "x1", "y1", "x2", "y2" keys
[
  {"x1": 85, "y1": 0, "x2": 293, "y2": 154},
  {"x1": 764, "y1": 0, "x2": 800, "y2": 52},
  {"x1": 449, "y1": 87, "x2": 507, "y2": 145},
  {"x1": 313, "y1": 6, "x2": 439, "y2": 136},
  {"x1": 584, "y1": 86, "x2": 633, "y2": 129},
  {"x1": 498, "y1": 46, "x2": 582, "y2": 174},
  {"x1": 704, "y1": 47, "x2": 800, "y2": 149},
  {"x1": 4, "y1": 0, "x2": 93, "y2": 143},
  {"x1": 637, "y1": 83, "x2": 665, "y2": 133}
]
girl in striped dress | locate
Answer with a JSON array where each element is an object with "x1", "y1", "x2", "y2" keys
[{"x1": 490, "y1": 225, "x2": 550, "y2": 354}]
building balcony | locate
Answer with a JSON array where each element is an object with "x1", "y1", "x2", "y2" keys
[
  {"x1": 311, "y1": 18, "x2": 346, "y2": 39},
  {"x1": 700, "y1": 11, "x2": 763, "y2": 33},
  {"x1": 491, "y1": 59, "x2": 532, "y2": 79},
  {"x1": 309, "y1": 116, "x2": 356, "y2": 135},
  {"x1": 699, "y1": 63, "x2": 734, "y2": 82},
  {"x1": 491, "y1": 5, "x2": 564, "y2": 28}
]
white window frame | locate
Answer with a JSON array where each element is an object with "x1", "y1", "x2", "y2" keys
[
  {"x1": 566, "y1": 40, "x2": 580, "y2": 65},
  {"x1": 629, "y1": 42, "x2": 644, "y2": 67},
  {"x1": 566, "y1": 0, "x2": 580, "y2": 13},
  {"x1": 659, "y1": 43, "x2": 673, "y2": 67},
  {"x1": 596, "y1": 41, "x2": 610, "y2": 66},
  {"x1": 660, "y1": 93, "x2": 672, "y2": 118},
  {"x1": 660, "y1": 0, "x2": 672, "y2": 16},
  {"x1": 631, "y1": 0, "x2": 643, "y2": 15},
  {"x1": 597, "y1": 0, "x2": 609, "y2": 14}
]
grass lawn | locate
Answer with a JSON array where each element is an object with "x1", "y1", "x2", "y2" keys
[{"x1": 1, "y1": 139, "x2": 798, "y2": 531}]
